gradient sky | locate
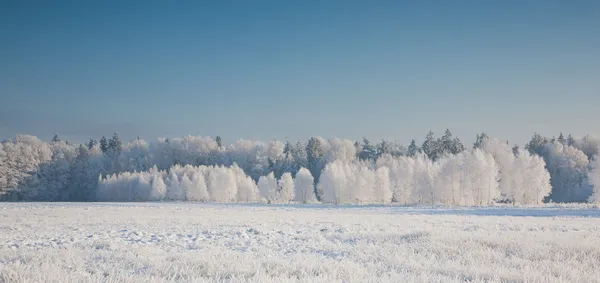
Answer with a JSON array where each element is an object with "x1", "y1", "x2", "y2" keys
[{"x1": 1, "y1": 1, "x2": 599, "y2": 145}]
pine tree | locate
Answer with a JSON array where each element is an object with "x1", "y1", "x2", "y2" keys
[
  {"x1": 99, "y1": 136, "x2": 108, "y2": 154},
  {"x1": 525, "y1": 133, "x2": 548, "y2": 156},
  {"x1": 512, "y1": 144, "x2": 520, "y2": 157},
  {"x1": 557, "y1": 133, "x2": 566, "y2": 145},
  {"x1": 473, "y1": 132, "x2": 489, "y2": 149},
  {"x1": 440, "y1": 129, "x2": 453, "y2": 155},
  {"x1": 68, "y1": 145, "x2": 91, "y2": 201},
  {"x1": 567, "y1": 134, "x2": 575, "y2": 146},
  {"x1": 215, "y1": 136, "x2": 222, "y2": 148},
  {"x1": 108, "y1": 133, "x2": 122, "y2": 156},
  {"x1": 377, "y1": 139, "x2": 393, "y2": 158},
  {"x1": 359, "y1": 137, "x2": 377, "y2": 162},
  {"x1": 87, "y1": 139, "x2": 97, "y2": 150},
  {"x1": 451, "y1": 137, "x2": 465, "y2": 154},
  {"x1": 283, "y1": 141, "x2": 293, "y2": 157},
  {"x1": 421, "y1": 131, "x2": 439, "y2": 161},
  {"x1": 407, "y1": 139, "x2": 420, "y2": 157},
  {"x1": 306, "y1": 137, "x2": 325, "y2": 199}
]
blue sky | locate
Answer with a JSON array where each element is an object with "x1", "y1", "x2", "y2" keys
[{"x1": 1, "y1": 1, "x2": 599, "y2": 145}]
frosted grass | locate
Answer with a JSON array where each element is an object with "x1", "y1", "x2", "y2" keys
[{"x1": 1, "y1": 203, "x2": 599, "y2": 283}]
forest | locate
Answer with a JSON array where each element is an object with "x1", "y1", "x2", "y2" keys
[{"x1": 1, "y1": 130, "x2": 599, "y2": 205}]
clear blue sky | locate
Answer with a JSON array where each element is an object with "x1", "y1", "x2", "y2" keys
[{"x1": 1, "y1": 0, "x2": 599, "y2": 145}]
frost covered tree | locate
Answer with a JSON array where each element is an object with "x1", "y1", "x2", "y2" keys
[
  {"x1": 376, "y1": 154, "x2": 415, "y2": 204},
  {"x1": 306, "y1": 137, "x2": 327, "y2": 198},
  {"x1": 0, "y1": 135, "x2": 52, "y2": 200},
  {"x1": 319, "y1": 160, "x2": 391, "y2": 204},
  {"x1": 278, "y1": 172, "x2": 294, "y2": 203},
  {"x1": 166, "y1": 169, "x2": 185, "y2": 200},
  {"x1": 422, "y1": 131, "x2": 440, "y2": 161},
  {"x1": 294, "y1": 168, "x2": 316, "y2": 203},
  {"x1": 374, "y1": 167, "x2": 392, "y2": 204},
  {"x1": 525, "y1": 133, "x2": 549, "y2": 157},
  {"x1": 542, "y1": 142, "x2": 591, "y2": 202},
  {"x1": 258, "y1": 172, "x2": 278, "y2": 203},
  {"x1": 508, "y1": 152, "x2": 551, "y2": 204},
  {"x1": 407, "y1": 139, "x2": 420, "y2": 157},
  {"x1": 99, "y1": 136, "x2": 108, "y2": 155},
  {"x1": 318, "y1": 161, "x2": 352, "y2": 204},
  {"x1": 119, "y1": 138, "x2": 152, "y2": 172},
  {"x1": 572, "y1": 135, "x2": 600, "y2": 160},
  {"x1": 473, "y1": 132, "x2": 489, "y2": 149},
  {"x1": 206, "y1": 166, "x2": 238, "y2": 202},
  {"x1": 588, "y1": 156, "x2": 600, "y2": 203},
  {"x1": 358, "y1": 138, "x2": 378, "y2": 163}
]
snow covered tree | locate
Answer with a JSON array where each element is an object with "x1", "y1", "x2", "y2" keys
[
  {"x1": 67, "y1": 145, "x2": 94, "y2": 201},
  {"x1": 277, "y1": 172, "x2": 294, "y2": 203},
  {"x1": 374, "y1": 166, "x2": 392, "y2": 204},
  {"x1": 473, "y1": 132, "x2": 489, "y2": 149},
  {"x1": 542, "y1": 142, "x2": 591, "y2": 202},
  {"x1": 358, "y1": 138, "x2": 377, "y2": 163},
  {"x1": 99, "y1": 136, "x2": 108, "y2": 155},
  {"x1": 589, "y1": 156, "x2": 600, "y2": 203},
  {"x1": 509, "y1": 152, "x2": 551, "y2": 204},
  {"x1": 166, "y1": 168, "x2": 185, "y2": 200},
  {"x1": 376, "y1": 154, "x2": 415, "y2": 204},
  {"x1": 232, "y1": 164, "x2": 259, "y2": 202},
  {"x1": 52, "y1": 134, "x2": 61, "y2": 143},
  {"x1": 407, "y1": 139, "x2": 420, "y2": 157},
  {"x1": 206, "y1": 166, "x2": 238, "y2": 202},
  {"x1": 571, "y1": 135, "x2": 600, "y2": 160},
  {"x1": 412, "y1": 153, "x2": 439, "y2": 204},
  {"x1": 306, "y1": 137, "x2": 327, "y2": 197},
  {"x1": 318, "y1": 161, "x2": 351, "y2": 204},
  {"x1": 294, "y1": 168, "x2": 316, "y2": 203},
  {"x1": 258, "y1": 172, "x2": 278, "y2": 203},
  {"x1": 512, "y1": 145, "x2": 520, "y2": 157},
  {"x1": 557, "y1": 133, "x2": 566, "y2": 145},
  {"x1": 421, "y1": 131, "x2": 440, "y2": 161},
  {"x1": 525, "y1": 133, "x2": 548, "y2": 157},
  {"x1": 326, "y1": 138, "x2": 357, "y2": 163}
]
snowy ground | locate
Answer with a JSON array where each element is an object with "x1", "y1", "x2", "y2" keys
[{"x1": 1, "y1": 203, "x2": 600, "y2": 283}]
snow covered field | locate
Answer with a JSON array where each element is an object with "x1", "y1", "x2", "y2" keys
[{"x1": 1, "y1": 203, "x2": 600, "y2": 283}]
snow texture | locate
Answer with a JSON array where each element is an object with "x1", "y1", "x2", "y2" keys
[{"x1": 1, "y1": 203, "x2": 600, "y2": 283}]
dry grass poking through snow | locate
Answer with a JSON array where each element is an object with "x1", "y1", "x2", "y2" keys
[{"x1": 1, "y1": 203, "x2": 600, "y2": 283}]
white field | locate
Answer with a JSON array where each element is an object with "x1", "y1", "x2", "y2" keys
[{"x1": 1, "y1": 203, "x2": 600, "y2": 283}]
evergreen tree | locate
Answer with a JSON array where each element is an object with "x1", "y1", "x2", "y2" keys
[
  {"x1": 451, "y1": 137, "x2": 465, "y2": 154},
  {"x1": 108, "y1": 133, "x2": 122, "y2": 156},
  {"x1": 407, "y1": 139, "x2": 420, "y2": 157},
  {"x1": 421, "y1": 131, "x2": 440, "y2": 160},
  {"x1": 353, "y1": 141, "x2": 362, "y2": 159},
  {"x1": 359, "y1": 137, "x2": 377, "y2": 162},
  {"x1": 557, "y1": 133, "x2": 566, "y2": 145},
  {"x1": 87, "y1": 139, "x2": 97, "y2": 150},
  {"x1": 68, "y1": 145, "x2": 91, "y2": 201},
  {"x1": 99, "y1": 136, "x2": 108, "y2": 154},
  {"x1": 567, "y1": 134, "x2": 575, "y2": 146},
  {"x1": 439, "y1": 129, "x2": 453, "y2": 155},
  {"x1": 283, "y1": 141, "x2": 293, "y2": 157},
  {"x1": 525, "y1": 133, "x2": 548, "y2": 156},
  {"x1": 377, "y1": 139, "x2": 398, "y2": 158},
  {"x1": 512, "y1": 144, "x2": 520, "y2": 157},
  {"x1": 215, "y1": 136, "x2": 223, "y2": 148},
  {"x1": 473, "y1": 132, "x2": 489, "y2": 149},
  {"x1": 292, "y1": 140, "x2": 308, "y2": 169},
  {"x1": 52, "y1": 134, "x2": 60, "y2": 143},
  {"x1": 306, "y1": 137, "x2": 326, "y2": 198}
]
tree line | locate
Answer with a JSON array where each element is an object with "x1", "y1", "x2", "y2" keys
[{"x1": 1, "y1": 130, "x2": 598, "y2": 204}]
